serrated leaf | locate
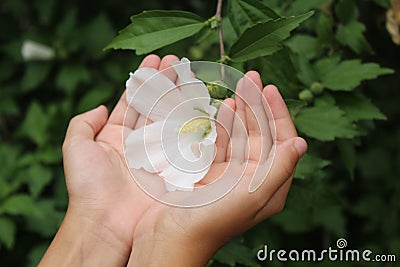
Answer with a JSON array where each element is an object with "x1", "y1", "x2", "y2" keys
[
  {"x1": 291, "y1": 52, "x2": 317, "y2": 86},
  {"x1": 320, "y1": 60, "x2": 393, "y2": 91},
  {"x1": 337, "y1": 21, "x2": 373, "y2": 54},
  {"x1": 0, "y1": 217, "x2": 16, "y2": 249},
  {"x1": 228, "y1": 0, "x2": 279, "y2": 36},
  {"x1": 229, "y1": 11, "x2": 314, "y2": 62},
  {"x1": 285, "y1": 34, "x2": 321, "y2": 59},
  {"x1": 295, "y1": 154, "x2": 331, "y2": 179},
  {"x1": 260, "y1": 48, "x2": 299, "y2": 94},
  {"x1": 0, "y1": 194, "x2": 39, "y2": 216},
  {"x1": 105, "y1": 10, "x2": 205, "y2": 54},
  {"x1": 336, "y1": 93, "x2": 386, "y2": 121},
  {"x1": 294, "y1": 102, "x2": 359, "y2": 141}
]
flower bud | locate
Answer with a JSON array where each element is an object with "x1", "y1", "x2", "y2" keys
[
  {"x1": 298, "y1": 89, "x2": 314, "y2": 102},
  {"x1": 206, "y1": 80, "x2": 229, "y2": 99},
  {"x1": 310, "y1": 82, "x2": 324, "y2": 94}
]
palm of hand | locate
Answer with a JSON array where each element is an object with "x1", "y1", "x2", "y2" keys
[{"x1": 63, "y1": 54, "x2": 304, "y2": 258}]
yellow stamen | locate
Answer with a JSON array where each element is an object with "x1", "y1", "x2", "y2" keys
[{"x1": 181, "y1": 118, "x2": 211, "y2": 137}]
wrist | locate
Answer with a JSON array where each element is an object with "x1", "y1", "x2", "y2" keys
[
  {"x1": 39, "y1": 208, "x2": 130, "y2": 267},
  {"x1": 128, "y1": 231, "x2": 219, "y2": 267}
]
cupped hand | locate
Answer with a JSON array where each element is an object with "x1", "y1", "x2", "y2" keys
[{"x1": 121, "y1": 56, "x2": 308, "y2": 266}]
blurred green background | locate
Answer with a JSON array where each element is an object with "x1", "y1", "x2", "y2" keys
[{"x1": 0, "y1": 0, "x2": 399, "y2": 266}]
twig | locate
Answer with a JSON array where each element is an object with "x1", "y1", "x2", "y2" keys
[{"x1": 215, "y1": 0, "x2": 225, "y2": 80}]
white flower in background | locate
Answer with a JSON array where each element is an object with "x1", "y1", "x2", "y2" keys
[
  {"x1": 21, "y1": 40, "x2": 55, "y2": 61},
  {"x1": 125, "y1": 58, "x2": 217, "y2": 191}
]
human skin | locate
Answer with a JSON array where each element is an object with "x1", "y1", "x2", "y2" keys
[{"x1": 39, "y1": 54, "x2": 307, "y2": 267}]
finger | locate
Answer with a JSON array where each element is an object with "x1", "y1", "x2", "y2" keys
[
  {"x1": 107, "y1": 54, "x2": 161, "y2": 127},
  {"x1": 242, "y1": 72, "x2": 272, "y2": 162},
  {"x1": 107, "y1": 91, "x2": 139, "y2": 128},
  {"x1": 227, "y1": 78, "x2": 248, "y2": 162},
  {"x1": 64, "y1": 106, "x2": 108, "y2": 146},
  {"x1": 134, "y1": 115, "x2": 152, "y2": 130},
  {"x1": 159, "y1": 54, "x2": 179, "y2": 82},
  {"x1": 214, "y1": 98, "x2": 236, "y2": 163},
  {"x1": 254, "y1": 137, "x2": 307, "y2": 198},
  {"x1": 263, "y1": 85, "x2": 297, "y2": 142},
  {"x1": 139, "y1": 54, "x2": 161, "y2": 69}
]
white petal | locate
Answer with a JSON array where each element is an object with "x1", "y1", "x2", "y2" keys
[
  {"x1": 126, "y1": 68, "x2": 186, "y2": 122},
  {"x1": 125, "y1": 121, "x2": 177, "y2": 172},
  {"x1": 161, "y1": 164, "x2": 210, "y2": 192},
  {"x1": 161, "y1": 134, "x2": 216, "y2": 192},
  {"x1": 172, "y1": 58, "x2": 212, "y2": 111}
]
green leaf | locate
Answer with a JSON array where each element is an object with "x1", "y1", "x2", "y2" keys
[
  {"x1": 229, "y1": 11, "x2": 314, "y2": 62},
  {"x1": 18, "y1": 102, "x2": 49, "y2": 146},
  {"x1": 335, "y1": 93, "x2": 386, "y2": 121},
  {"x1": 260, "y1": 48, "x2": 299, "y2": 95},
  {"x1": 77, "y1": 85, "x2": 114, "y2": 113},
  {"x1": 27, "y1": 243, "x2": 49, "y2": 267},
  {"x1": 313, "y1": 205, "x2": 345, "y2": 236},
  {"x1": 337, "y1": 140, "x2": 357, "y2": 179},
  {"x1": 24, "y1": 164, "x2": 53, "y2": 198},
  {"x1": 337, "y1": 21, "x2": 373, "y2": 54},
  {"x1": 316, "y1": 12, "x2": 334, "y2": 43},
  {"x1": 285, "y1": 34, "x2": 321, "y2": 59},
  {"x1": 83, "y1": 13, "x2": 115, "y2": 58},
  {"x1": 0, "y1": 217, "x2": 16, "y2": 249},
  {"x1": 287, "y1": 0, "x2": 331, "y2": 15},
  {"x1": 294, "y1": 101, "x2": 359, "y2": 141},
  {"x1": 56, "y1": 64, "x2": 90, "y2": 94},
  {"x1": 291, "y1": 52, "x2": 317, "y2": 86},
  {"x1": 105, "y1": 10, "x2": 205, "y2": 54},
  {"x1": 214, "y1": 238, "x2": 260, "y2": 267},
  {"x1": 320, "y1": 60, "x2": 393, "y2": 91},
  {"x1": 335, "y1": 0, "x2": 358, "y2": 24},
  {"x1": 286, "y1": 99, "x2": 307, "y2": 117},
  {"x1": 295, "y1": 154, "x2": 331, "y2": 179},
  {"x1": 0, "y1": 194, "x2": 39, "y2": 216},
  {"x1": 228, "y1": 0, "x2": 279, "y2": 36},
  {"x1": 26, "y1": 200, "x2": 64, "y2": 237},
  {"x1": 21, "y1": 62, "x2": 52, "y2": 92}
]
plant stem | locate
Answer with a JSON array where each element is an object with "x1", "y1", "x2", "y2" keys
[{"x1": 215, "y1": 0, "x2": 226, "y2": 80}]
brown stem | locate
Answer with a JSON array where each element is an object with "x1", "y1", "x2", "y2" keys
[{"x1": 215, "y1": 0, "x2": 225, "y2": 79}]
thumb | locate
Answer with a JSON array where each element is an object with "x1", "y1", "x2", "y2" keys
[
  {"x1": 64, "y1": 105, "x2": 108, "y2": 146},
  {"x1": 256, "y1": 137, "x2": 307, "y2": 196}
]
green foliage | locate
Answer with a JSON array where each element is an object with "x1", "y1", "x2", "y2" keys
[
  {"x1": 105, "y1": 10, "x2": 206, "y2": 54},
  {"x1": 229, "y1": 11, "x2": 314, "y2": 62},
  {"x1": 1, "y1": 0, "x2": 399, "y2": 266}
]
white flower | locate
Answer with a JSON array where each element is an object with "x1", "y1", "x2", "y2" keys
[
  {"x1": 125, "y1": 58, "x2": 217, "y2": 191},
  {"x1": 21, "y1": 40, "x2": 55, "y2": 61}
]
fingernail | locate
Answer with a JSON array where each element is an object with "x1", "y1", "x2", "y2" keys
[{"x1": 294, "y1": 138, "x2": 307, "y2": 157}]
